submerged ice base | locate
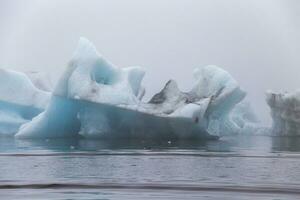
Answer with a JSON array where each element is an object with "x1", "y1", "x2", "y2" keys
[{"x1": 15, "y1": 38, "x2": 255, "y2": 139}]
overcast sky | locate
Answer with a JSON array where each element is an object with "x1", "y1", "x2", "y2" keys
[{"x1": 0, "y1": 0, "x2": 299, "y2": 124}]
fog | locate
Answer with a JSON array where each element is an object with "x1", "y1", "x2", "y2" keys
[{"x1": 0, "y1": 0, "x2": 300, "y2": 124}]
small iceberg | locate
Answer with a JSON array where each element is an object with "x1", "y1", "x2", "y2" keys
[{"x1": 266, "y1": 90, "x2": 300, "y2": 136}]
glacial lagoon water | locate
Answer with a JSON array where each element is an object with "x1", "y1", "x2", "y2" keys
[{"x1": 1, "y1": 135, "x2": 300, "y2": 199}]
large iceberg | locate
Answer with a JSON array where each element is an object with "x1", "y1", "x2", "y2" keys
[
  {"x1": 266, "y1": 90, "x2": 300, "y2": 136},
  {"x1": 0, "y1": 69, "x2": 51, "y2": 136},
  {"x1": 16, "y1": 38, "x2": 248, "y2": 139}
]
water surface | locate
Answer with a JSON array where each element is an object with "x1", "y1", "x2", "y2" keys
[{"x1": 1, "y1": 135, "x2": 300, "y2": 199}]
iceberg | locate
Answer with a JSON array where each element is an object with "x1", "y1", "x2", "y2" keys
[
  {"x1": 266, "y1": 90, "x2": 300, "y2": 136},
  {"x1": 0, "y1": 69, "x2": 51, "y2": 136},
  {"x1": 16, "y1": 38, "x2": 247, "y2": 139}
]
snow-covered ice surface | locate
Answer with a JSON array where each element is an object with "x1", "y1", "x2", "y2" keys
[
  {"x1": 15, "y1": 38, "x2": 262, "y2": 139},
  {"x1": 266, "y1": 90, "x2": 300, "y2": 136},
  {"x1": 0, "y1": 69, "x2": 51, "y2": 136}
]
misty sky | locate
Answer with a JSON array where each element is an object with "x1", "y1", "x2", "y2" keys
[{"x1": 0, "y1": 0, "x2": 300, "y2": 124}]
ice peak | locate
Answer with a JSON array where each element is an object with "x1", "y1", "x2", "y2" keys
[
  {"x1": 71, "y1": 37, "x2": 105, "y2": 66},
  {"x1": 149, "y1": 79, "x2": 181, "y2": 104}
]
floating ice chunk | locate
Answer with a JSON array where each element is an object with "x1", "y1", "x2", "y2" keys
[
  {"x1": 266, "y1": 90, "x2": 300, "y2": 136},
  {"x1": 16, "y1": 38, "x2": 246, "y2": 139},
  {"x1": 0, "y1": 69, "x2": 51, "y2": 136}
]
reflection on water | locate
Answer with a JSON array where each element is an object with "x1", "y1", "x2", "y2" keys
[
  {"x1": 2, "y1": 135, "x2": 300, "y2": 153},
  {"x1": 1, "y1": 135, "x2": 300, "y2": 199},
  {"x1": 271, "y1": 136, "x2": 300, "y2": 152}
]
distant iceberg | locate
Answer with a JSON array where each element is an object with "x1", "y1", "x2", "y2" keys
[
  {"x1": 266, "y1": 90, "x2": 300, "y2": 136},
  {"x1": 0, "y1": 69, "x2": 50, "y2": 136},
  {"x1": 15, "y1": 38, "x2": 252, "y2": 139}
]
